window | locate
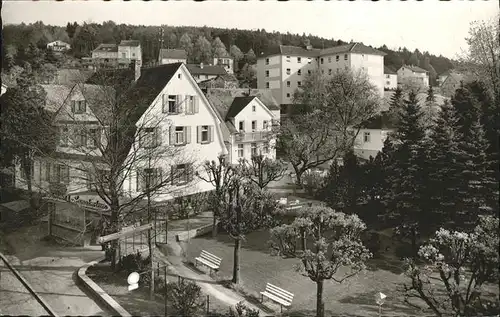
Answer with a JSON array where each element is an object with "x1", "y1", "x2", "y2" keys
[
  {"x1": 132, "y1": 53, "x2": 136, "y2": 57},
  {"x1": 172, "y1": 164, "x2": 193, "y2": 186},
  {"x1": 238, "y1": 121, "x2": 245, "y2": 132},
  {"x1": 43, "y1": 163, "x2": 69, "y2": 184},
  {"x1": 363, "y1": 132, "x2": 371, "y2": 143},
  {"x1": 386, "y1": 74, "x2": 390, "y2": 79},
  {"x1": 89, "y1": 128, "x2": 100, "y2": 148},
  {"x1": 328, "y1": 57, "x2": 331, "y2": 63},
  {"x1": 265, "y1": 58, "x2": 270, "y2": 65},
  {"x1": 252, "y1": 105, "x2": 256, "y2": 112},
  {"x1": 20, "y1": 162, "x2": 34, "y2": 180},
  {"x1": 163, "y1": 95, "x2": 178, "y2": 114},
  {"x1": 336, "y1": 55, "x2": 339, "y2": 62},
  {"x1": 141, "y1": 127, "x2": 159, "y2": 148},
  {"x1": 322, "y1": 69, "x2": 325, "y2": 74},
  {"x1": 297, "y1": 81, "x2": 302, "y2": 87},
  {"x1": 263, "y1": 120, "x2": 269, "y2": 129},
  {"x1": 251, "y1": 120, "x2": 257, "y2": 131},
  {"x1": 265, "y1": 70, "x2": 269, "y2": 77},
  {"x1": 308, "y1": 58, "x2": 311, "y2": 64},
  {"x1": 122, "y1": 53, "x2": 126, "y2": 58},
  {"x1": 73, "y1": 130, "x2": 87, "y2": 147},
  {"x1": 328, "y1": 69, "x2": 332, "y2": 75},
  {"x1": 286, "y1": 81, "x2": 291, "y2": 88},
  {"x1": 345, "y1": 66, "x2": 348, "y2": 70},
  {"x1": 386, "y1": 81, "x2": 390, "y2": 85},
  {"x1": 297, "y1": 57, "x2": 301, "y2": 63},
  {"x1": 286, "y1": 93, "x2": 291, "y2": 98},
  {"x1": 297, "y1": 69, "x2": 302, "y2": 75},
  {"x1": 59, "y1": 165, "x2": 70, "y2": 184},
  {"x1": 72, "y1": 100, "x2": 86, "y2": 113},
  {"x1": 308, "y1": 70, "x2": 312, "y2": 75},
  {"x1": 175, "y1": 127, "x2": 185, "y2": 145},
  {"x1": 251, "y1": 143, "x2": 258, "y2": 156},
  {"x1": 237, "y1": 144, "x2": 244, "y2": 158},
  {"x1": 344, "y1": 54, "x2": 348, "y2": 60},
  {"x1": 286, "y1": 56, "x2": 291, "y2": 61},
  {"x1": 200, "y1": 125, "x2": 209, "y2": 143},
  {"x1": 178, "y1": 73, "x2": 182, "y2": 79},
  {"x1": 264, "y1": 142, "x2": 270, "y2": 154},
  {"x1": 286, "y1": 68, "x2": 291, "y2": 75},
  {"x1": 320, "y1": 58, "x2": 324, "y2": 64},
  {"x1": 266, "y1": 82, "x2": 270, "y2": 89},
  {"x1": 59, "y1": 127, "x2": 69, "y2": 147},
  {"x1": 137, "y1": 168, "x2": 162, "y2": 191}
]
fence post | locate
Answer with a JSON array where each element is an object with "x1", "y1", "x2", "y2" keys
[
  {"x1": 206, "y1": 295, "x2": 210, "y2": 314},
  {"x1": 157, "y1": 262, "x2": 160, "y2": 279},
  {"x1": 154, "y1": 210, "x2": 157, "y2": 245},
  {"x1": 165, "y1": 212, "x2": 168, "y2": 244},
  {"x1": 164, "y1": 265, "x2": 168, "y2": 317}
]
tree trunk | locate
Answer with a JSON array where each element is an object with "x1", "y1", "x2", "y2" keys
[
  {"x1": 301, "y1": 229, "x2": 307, "y2": 251},
  {"x1": 232, "y1": 237, "x2": 241, "y2": 284},
  {"x1": 316, "y1": 279, "x2": 324, "y2": 317},
  {"x1": 411, "y1": 227, "x2": 417, "y2": 258},
  {"x1": 109, "y1": 206, "x2": 120, "y2": 270},
  {"x1": 212, "y1": 212, "x2": 218, "y2": 238}
]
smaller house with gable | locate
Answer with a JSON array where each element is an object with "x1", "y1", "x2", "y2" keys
[
  {"x1": 158, "y1": 49, "x2": 188, "y2": 65},
  {"x1": 186, "y1": 63, "x2": 228, "y2": 83},
  {"x1": 397, "y1": 65, "x2": 429, "y2": 88},
  {"x1": 205, "y1": 88, "x2": 280, "y2": 164}
]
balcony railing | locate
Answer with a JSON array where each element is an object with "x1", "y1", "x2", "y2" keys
[{"x1": 235, "y1": 130, "x2": 270, "y2": 142}]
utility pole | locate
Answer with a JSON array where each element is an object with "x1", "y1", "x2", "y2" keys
[{"x1": 146, "y1": 155, "x2": 154, "y2": 300}]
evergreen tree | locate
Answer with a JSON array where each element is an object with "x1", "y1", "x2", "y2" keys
[
  {"x1": 385, "y1": 91, "x2": 429, "y2": 255},
  {"x1": 456, "y1": 115, "x2": 498, "y2": 228},
  {"x1": 388, "y1": 87, "x2": 403, "y2": 121},
  {"x1": 427, "y1": 100, "x2": 462, "y2": 226},
  {"x1": 211, "y1": 37, "x2": 228, "y2": 58},
  {"x1": 423, "y1": 85, "x2": 438, "y2": 130},
  {"x1": 451, "y1": 82, "x2": 482, "y2": 137},
  {"x1": 244, "y1": 48, "x2": 257, "y2": 64}
]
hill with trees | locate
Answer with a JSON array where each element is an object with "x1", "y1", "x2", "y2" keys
[{"x1": 2, "y1": 21, "x2": 457, "y2": 88}]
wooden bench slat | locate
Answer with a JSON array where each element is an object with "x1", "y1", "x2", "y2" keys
[
  {"x1": 266, "y1": 283, "x2": 294, "y2": 298},
  {"x1": 200, "y1": 251, "x2": 222, "y2": 263},
  {"x1": 260, "y1": 291, "x2": 292, "y2": 306},
  {"x1": 195, "y1": 257, "x2": 219, "y2": 269},
  {"x1": 200, "y1": 254, "x2": 222, "y2": 264}
]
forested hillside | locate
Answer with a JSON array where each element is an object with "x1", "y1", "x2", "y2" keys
[{"x1": 2, "y1": 21, "x2": 455, "y2": 85}]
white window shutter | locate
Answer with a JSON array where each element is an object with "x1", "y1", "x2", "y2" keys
[
  {"x1": 196, "y1": 126, "x2": 201, "y2": 143},
  {"x1": 209, "y1": 125, "x2": 214, "y2": 143},
  {"x1": 71, "y1": 100, "x2": 76, "y2": 113},
  {"x1": 193, "y1": 96, "x2": 199, "y2": 113},
  {"x1": 162, "y1": 94, "x2": 166, "y2": 112},
  {"x1": 169, "y1": 125, "x2": 175, "y2": 145},
  {"x1": 176, "y1": 95, "x2": 183, "y2": 113},
  {"x1": 185, "y1": 126, "x2": 191, "y2": 144}
]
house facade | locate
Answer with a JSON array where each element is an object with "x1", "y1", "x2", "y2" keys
[
  {"x1": 397, "y1": 65, "x2": 429, "y2": 88},
  {"x1": 158, "y1": 49, "x2": 188, "y2": 65},
  {"x1": 256, "y1": 42, "x2": 386, "y2": 105},
  {"x1": 440, "y1": 72, "x2": 465, "y2": 97},
  {"x1": 121, "y1": 63, "x2": 228, "y2": 201},
  {"x1": 90, "y1": 40, "x2": 142, "y2": 69},
  {"x1": 384, "y1": 66, "x2": 398, "y2": 90},
  {"x1": 213, "y1": 55, "x2": 234, "y2": 74},
  {"x1": 186, "y1": 63, "x2": 228, "y2": 83},
  {"x1": 198, "y1": 74, "x2": 239, "y2": 89},
  {"x1": 353, "y1": 112, "x2": 395, "y2": 160},
  {"x1": 47, "y1": 40, "x2": 71, "y2": 52}
]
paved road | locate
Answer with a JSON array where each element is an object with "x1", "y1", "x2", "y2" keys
[
  {"x1": 2, "y1": 224, "x2": 112, "y2": 316},
  {"x1": 0, "y1": 262, "x2": 49, "y2": 316}
]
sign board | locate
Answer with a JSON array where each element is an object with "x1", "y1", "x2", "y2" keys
[
  {"x1": 43, "y1": 193, "x2": 110, "y2": 212},
  {"x1": 97, "y1": 223, "x2": 154, "y2": 244}
]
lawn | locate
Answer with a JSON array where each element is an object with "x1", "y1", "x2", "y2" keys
[
  {"x1": 87, "y1": 262, "x2": 228, "y2": 317},
  {"x1": 185, "y1": 229, "x2": 433, "y2": 317}
]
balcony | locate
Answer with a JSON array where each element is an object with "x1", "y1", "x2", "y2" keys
[{"x1": 235, "y1": 130, "x2": 270, "y2": 143}]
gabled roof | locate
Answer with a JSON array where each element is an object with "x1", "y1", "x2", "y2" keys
[
  {"x1": 384, "y1": 66, "x2": 397, "y2": 75},
  {"x1": 361, "y1": 111, "x2": 396, "y2": 129},
  {"x1": 319, "y1": 43, "x2": 386, "y2": 57},
  {"x1": 186, "y1": 64, "x2": 227, "y2": 76},
  {"x1": 214, "y1": 52, "x2": 232, "y2": 59},
  {"x1": 159, "y1": 49, "x2": 187, "y2": 60},
  {"x1": 93, "y1": 44, "x2": 118, "y2": 53},
  {"x1": 225, "y1": 96, "x2": 256, "y2": 119},
  {"x1": 205, "y1": 88, "x2": 280, "y2": 113},
  {"x1": 119, "y1": 40, "x2": 141, "y2": 47},
  {"x1": 400, "y1": 65, "x2": 428, "y2": 73},
  {"x1": 198, "y1": 73, "x2": 238, "y2": 85},
  {"x1": 40, "y1": 84, "x2": 73, "y2": 113},
  {"x1": 53, "y1": 69, "x2": 94, "y2": 85},
  {"x1": 48, "y1": 40, "x2": 70, "y2": 46},
  {"x1": 279, "y1": 45, "x2": 321, "y2": 58},
  {"x1": 443, "y1": 72, "x2": 464, "y2": 83}
]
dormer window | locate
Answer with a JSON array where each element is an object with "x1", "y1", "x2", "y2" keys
[{"x1": 72, "y1": 100, "x2": 86, "y2": 114}]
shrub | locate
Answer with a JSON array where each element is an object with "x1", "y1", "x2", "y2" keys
[
  {"x1": 302, "y1": 171, "x2": 325, "y2": 197},
  {"x1": 167, "y1": 279, "x2": 205, "y2": 316},
  {"x1": 361, "y1": 231, "x2": 382, "y2": 258},
  {"x1": 117, "y1": 251, "x2": 150, "y2": 275}
]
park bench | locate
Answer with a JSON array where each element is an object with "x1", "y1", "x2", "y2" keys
[
  {"x1": 194, "y1": 250, "x2": 222, "y2": 275},
  {"x1": 260, "y1": 282, "x2": 294, "y2": 313}
]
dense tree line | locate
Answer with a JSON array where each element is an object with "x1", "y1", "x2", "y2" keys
[{"x1": 2, "y1": 21, "x2": 456, "y2": 78}]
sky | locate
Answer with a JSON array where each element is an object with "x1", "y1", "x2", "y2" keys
[{"x1": 2, "y1": 0, "x2": 498, "y2": 59}]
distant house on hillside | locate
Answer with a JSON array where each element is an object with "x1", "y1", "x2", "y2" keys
[
  {"x1": 213, "y1": 53, "x2": 234, "y2": 74},
  {"x1": 47, "y1": 40, "x2": 71, "y2": 52},
  {"x1": 198, "y1": 73, "x2": 239, "y2": 89},
  {"x1": 158, "y1": 49, "x2": 188, "y2": 65},
  {"x1": 440, "y1": 72, "x2": 465, "y2": 97},
  {"x1": 186, "y1": 63, "x2": 228, "y2": 83},
  {"x1": 89, "y1": 40, "x2": 142, "y2": 69},
  {"x1": 384, "y1": 66, "x2": 397, "y2": 90},
  {"x1": 397, "y1": 65, "x2": 429, "y2": 89}
]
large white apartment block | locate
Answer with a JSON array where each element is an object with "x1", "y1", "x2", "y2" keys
[
  {"x1": 397, "y1": 65, "x2": 429, "y2": 88},
  {"x1": 257, "y1": 42, "x2": 386, "y2": 106}
]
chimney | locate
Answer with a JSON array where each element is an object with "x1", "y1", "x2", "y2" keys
[
  {"x1": 130, "y1": 59, "x2": 141, "y2": 82},
  {"x1": 200, "y1": 62, "x2": 204, "y2": 69}
]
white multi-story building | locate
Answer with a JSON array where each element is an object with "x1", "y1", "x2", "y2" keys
[
  {"x1": 205, "y1": 88, "x2": 280, "y2": 164},
  {"x1": 384, "y1": 66, "x2": 398, "y2": 90},
  {"x1": 89, "y1": 40, "x2": 142, "y2": 69},
  {"x1": 397, "y1": 65, "x2": 429, "y2": 88},
  {"x1": 256, "y1": 42, "x2": 386, "y2": 106},
  {"x1": 158, "y1": 49, "x2": 188, "y2": 65}
]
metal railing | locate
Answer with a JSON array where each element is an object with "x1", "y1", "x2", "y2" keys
[{"x1": 234, "y1": 130, "x2": 270, "y2": 142}]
